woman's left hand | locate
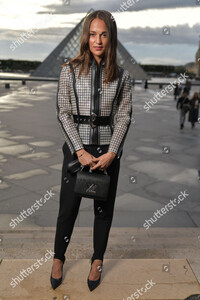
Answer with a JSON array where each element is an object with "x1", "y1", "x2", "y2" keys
[{"x1": 90, "y1": 152, "x2": 116, "y2": 171}]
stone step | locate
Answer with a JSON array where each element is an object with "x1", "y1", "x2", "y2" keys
[
  {"x1": 1, "y1": 227, "x2": 200, "y2": 299},
  {"x1": 0, "y1": 258, "x2": 200, "y2": 299},
  {"x1": 1, "y1": 227, "x2": 200, "y2": 260}
]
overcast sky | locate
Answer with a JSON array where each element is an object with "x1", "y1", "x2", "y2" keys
[{"x1": 0, "y1": 0, "x2": 200, "y2": 65}]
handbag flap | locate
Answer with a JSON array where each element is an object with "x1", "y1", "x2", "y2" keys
[{"x1": 75, "y1": 170, "x2": 110, "y2": 200}]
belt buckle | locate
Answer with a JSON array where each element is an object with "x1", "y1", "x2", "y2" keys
[{"x1": 90, "y1": 112, "x2": 97, "y2": 128}]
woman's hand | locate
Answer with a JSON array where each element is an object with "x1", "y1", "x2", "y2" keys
[
  {"x1": 90, "y1": 152, "x2": 116, "y2": 171},
  {"x1": 76, "y1": 149, "x2": 96, "y2": 168}
]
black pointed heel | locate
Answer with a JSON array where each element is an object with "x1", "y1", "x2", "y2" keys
[
  {"x1": 50, "y1": 263, "x2": 63, "y2": 290},
  {"x1": 87, "y1": 258, "x2": 103, "y2": 292}
]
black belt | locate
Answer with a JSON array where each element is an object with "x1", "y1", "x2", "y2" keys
[{"x1": 73, "y1": 113, "x2": 111, "y2": 128}]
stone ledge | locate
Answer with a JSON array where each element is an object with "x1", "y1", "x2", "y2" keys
[
  {"x1": 1, "y1": 227, "x2": 200, "y2": 261},
  {"x1": 0, "y1": 258, "x2": 200, "y2": 300}
]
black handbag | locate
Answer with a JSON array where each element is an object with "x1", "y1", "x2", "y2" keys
[
  {"x1": 180, "y1": 97, "x2": 190, "y2": 113},
  {"x1": 74, "y1": 167, "x2": 110, "y2": 201},
  {"x1": 182, "y1": 103, "x2": 190, "y2": 113},
  {"x1": 67, "y1": 159, "x2": 111, "y2": 201}
]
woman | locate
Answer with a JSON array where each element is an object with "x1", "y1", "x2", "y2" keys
[
  {"x1": 50, "y1": 9, "x2": 132, "y2": 292},
  {"x1": 188, "y1": 92, "x2": 200, "y2": 128}
]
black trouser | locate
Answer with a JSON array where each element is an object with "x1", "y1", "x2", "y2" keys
[{"x1": 53, "y1": 142, "x2": 121, "y2": 264}]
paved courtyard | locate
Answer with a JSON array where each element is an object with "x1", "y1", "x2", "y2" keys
[{"x1": 0, "y1": 80, "x2": 200, "y2": 228}]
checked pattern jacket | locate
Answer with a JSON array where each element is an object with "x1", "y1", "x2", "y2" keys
[{"x1": 56, "y1": 57, "x2": 133, "y2": 159}]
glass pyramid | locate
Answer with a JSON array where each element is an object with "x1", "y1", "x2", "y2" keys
[{"x1": 31, "y1": 9, "x2": 147, "y2": 80}]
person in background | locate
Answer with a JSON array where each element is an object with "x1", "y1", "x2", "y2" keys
[
  {"x1": 183, "y1": 80, "x2": 191, "y2": 96},
  {"x1": 188, "y1": 92, "x2": 200, "y2": 128},
  {"x1": 179, "y1": 83, "x2": 183, "y2": 96},
  {"x1": 176, "y1": 92, "x2": 190, "y2": 129},
  {"x1": 144, "y1": 79, "x2": 148, "y2": 89},
  {"x1": 174, "y1": 83, "x2": 180, "y2": 100}
]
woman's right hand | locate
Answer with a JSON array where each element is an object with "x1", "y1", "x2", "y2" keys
[{"x1": 76, "y1": 149, "x2": 96, "y2": 168}]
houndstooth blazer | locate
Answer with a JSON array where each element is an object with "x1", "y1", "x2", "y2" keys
[{"x1": 56, "y1": 57, "x2": 132, "y2": 159}]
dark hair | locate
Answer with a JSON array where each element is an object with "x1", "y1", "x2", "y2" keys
[
  {"x1": 192, "y1": 92, "x2": 199, "y2": 99},
  {"x1": 62, "y1": 10, "x2": 119, "y2": 83}
]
